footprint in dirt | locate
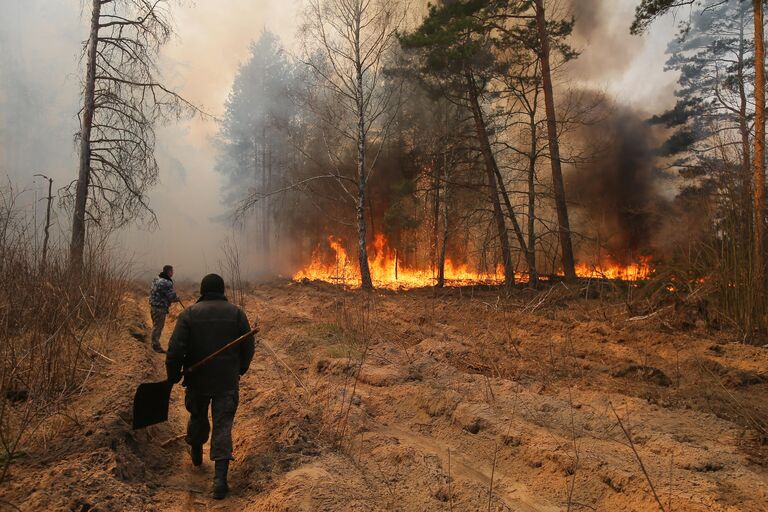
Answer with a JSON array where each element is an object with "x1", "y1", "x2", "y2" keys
[{"x1": 153, "y1": 458, "x2": 218, "y2": 509}]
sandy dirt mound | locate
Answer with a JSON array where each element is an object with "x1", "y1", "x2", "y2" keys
[{"x1": 2, "y1": 281, "x2": 768, "y2": 511}]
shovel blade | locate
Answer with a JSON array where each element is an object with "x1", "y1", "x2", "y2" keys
[{"x1": 132, "y1": 380, "x2": 173, "y2": 430}]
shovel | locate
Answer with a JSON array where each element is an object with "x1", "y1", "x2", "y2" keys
[{"x1": 132, "y1": 326, "x2": 259, "y2": 430}]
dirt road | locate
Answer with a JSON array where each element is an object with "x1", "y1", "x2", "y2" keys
[{"x1": 3, "y1": 281, "x2": 768, "y2": 511}]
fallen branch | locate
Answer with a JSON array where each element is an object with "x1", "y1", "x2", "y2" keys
[
  {"x1": 161, "y1": 433, "x2": 185, "y2": 447},
  {"x1": 87, "y1": 345, "x2": 115, "y2": 364},
  {"x1": 627, "y1": 305, "x2": 673, "y2": 322}
]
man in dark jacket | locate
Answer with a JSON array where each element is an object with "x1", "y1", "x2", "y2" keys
[
  {"x1": 166, "y1": 274, "x2": 256, "y2": 500},
  {"x1": 148, "y1": 265, "x2": 180, "y2": 353}
]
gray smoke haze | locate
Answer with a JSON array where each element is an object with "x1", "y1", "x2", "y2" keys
[
  {"x1": 0, "y1": 0, "x2": 678, "y2": 280},
  {"x1": 569, "y1": 0, "x2": 642, "y2": 79},
  {"x1": 0, "y1": 0, "x2": 300, "y2": 280},
  {"x1": 566, "y1": 0, "x2": 678, "y2": 109}
]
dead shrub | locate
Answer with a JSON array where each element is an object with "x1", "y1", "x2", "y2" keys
[{"x1": 0, "y1": 182, "x2": 129, "y2": 482}]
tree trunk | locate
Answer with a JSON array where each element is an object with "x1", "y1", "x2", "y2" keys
[
  {"x1": 267, "y1": 142, "x2": 272, "y2": 270},
  {"x1": 368, "y1": 192, "x2": 376, "y2": 242},
  {"x1": 437, "y1": 155, "x2": 449, "y2": 288},
  {"x1": 534, "y1": 0, "x2": 576, "y2": 281},
  {"x1": 40, "y1": 176, "x2": 53, "y2": 274},
  {"x1": 432, "y1": 160, "x2": 440, "y2": 281},
  {"x1": 262, "y1": 123, "x2": 271, "y2": 275},
  {"x1": 253, "y1": 132, "x2": 259, "y2": 274},
  {"x1": 466, "y1": 73, "x2": 514, "y2": 286},
  {"x1": 753, "y1": 0, "x2": 766, "y2": 295},
  {"x1": 493, "y1": 165, "x2": 533, "y2": 276},
  {"x1": 357, "y1": 169, "x2": 373, "y2": 289},
  {"x1": 527, "y1": 111, "x2": 539, "y2": 287},
  {"x1": 69, "y1": 0, "x2": 101, "y2": 272},
  {"x1": 355, "y1": 17, "x2": 373, "y2": 290}
]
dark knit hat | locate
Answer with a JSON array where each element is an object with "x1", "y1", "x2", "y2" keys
[{"x1": 200, "y1": 273, "x2": 225, "y2": 295}]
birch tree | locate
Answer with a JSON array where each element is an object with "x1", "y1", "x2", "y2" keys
[
  {"x1": 300, "y1": 0, "x2": 403, "y2": 290},
  {"x1": 69, "y1": 0, "x2": 195, "y2": 271}
]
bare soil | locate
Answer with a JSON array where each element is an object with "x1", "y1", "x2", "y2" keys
[{"x1": 3, "y1": 281, "x2": 768, "y2": 511}]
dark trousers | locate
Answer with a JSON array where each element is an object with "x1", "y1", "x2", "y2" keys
[
  {"x1": 185, "y1": 389, "x2": 239, "y2": 461},
  {"x1": 150, "y1": 307, "x2": 167, "y2": 348}
]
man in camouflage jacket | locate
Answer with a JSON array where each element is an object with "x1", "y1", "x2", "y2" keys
[{"x1": 148, "y1": 265, "x2": 180, "y2": 353}]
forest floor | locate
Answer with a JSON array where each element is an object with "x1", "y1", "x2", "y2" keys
[{"x1": 2, "y1": 280, "x2": 768, "y2": 511}]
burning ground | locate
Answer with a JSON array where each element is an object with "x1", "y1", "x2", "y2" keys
[
  {"x1": 2, "y1": 281, "x2": 767, "y2": 511},
  {"x1": 292, "y1": 234, "x2": 654, "y2": 289}
]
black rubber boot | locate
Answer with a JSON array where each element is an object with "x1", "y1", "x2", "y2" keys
[
  {"x1": 190, "y1": 444, "x2": 203, "y2": 467},
  {"x1": 212, "y1": 460, "x2": 229, "y2": 500}
]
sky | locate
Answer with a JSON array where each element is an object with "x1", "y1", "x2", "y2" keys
[{"x1": 0, "y1": 0, "x2": 678, "y2": 279}]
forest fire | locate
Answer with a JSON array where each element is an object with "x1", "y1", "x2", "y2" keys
[
  {"x1": 574, "y1": 257, "x2": 653, "y2": 281},
  {"x1": 292, "y1": 235, "x2": 653, "y2": 288},
  {"x1": 293, "y1": 234, "x2": 505, "y2": 288}
]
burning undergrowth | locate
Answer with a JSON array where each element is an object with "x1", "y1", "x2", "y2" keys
[
  {"x1": 292, "y1": 233, "x2": 507, "y2": 288},
  {"x1": 290, "y1": 105, "x2": 665, "y2": 289},
  {"x1": 292, "y1": 233, "x2": 653, "y2": 289}
]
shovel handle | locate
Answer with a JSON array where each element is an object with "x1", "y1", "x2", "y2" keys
[{"x1": 181, "y1": 326, "x2": 259, "y2": 376}]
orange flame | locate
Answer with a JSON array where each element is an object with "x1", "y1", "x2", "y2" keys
[
  {"x1": 573, "y1": 256, "x2": 653, "y2": 281},
  {"x1": 292, "y1": 234, "x2": 653, "y2": 288}
]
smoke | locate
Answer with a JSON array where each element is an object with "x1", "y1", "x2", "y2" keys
[
  {"x1": 567, "y1": 105, "x2": 671, "y2": 262},
  {"x1": 570, "y1": 0, "x2": 603, "y2": 36},
  {"x1": 566, "y1": 0, "x2": 646, "y2": 82},
  {"x1": 0, "y1": 0, "x2": 679, "y2": 279},
  {"x1": 0, "y1": 0, "x2": 301, "y2": 280}
]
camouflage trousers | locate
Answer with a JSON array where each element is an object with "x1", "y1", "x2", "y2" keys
[
  {"x1": 185, "y1": 389, "x2": 239, "y2": 461},
  {"x1": 150, "y1": 307, "x2": 167, "y2": 349}
]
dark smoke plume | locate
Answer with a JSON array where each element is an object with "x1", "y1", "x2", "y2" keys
[{"x1": 568, "y1": 107, "x2": 670, "y2": 262}]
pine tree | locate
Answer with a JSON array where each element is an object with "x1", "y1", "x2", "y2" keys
[
  {"x1": 634, "y1": 0, "x2": 767, "y2": 323},
  {"x1": 217, "y1": 31, "x2": 296, "y2": 273},
  {"x1": 70, "y1": 0, "x2": 195, "y2": 271},
  {"x1": 400, "y1": 0, "x2": 521, "y2": 286}
]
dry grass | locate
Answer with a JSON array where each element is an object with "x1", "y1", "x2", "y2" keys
[{"x1": 0, "y1": 183, "x2": 129, "y2": 482}]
